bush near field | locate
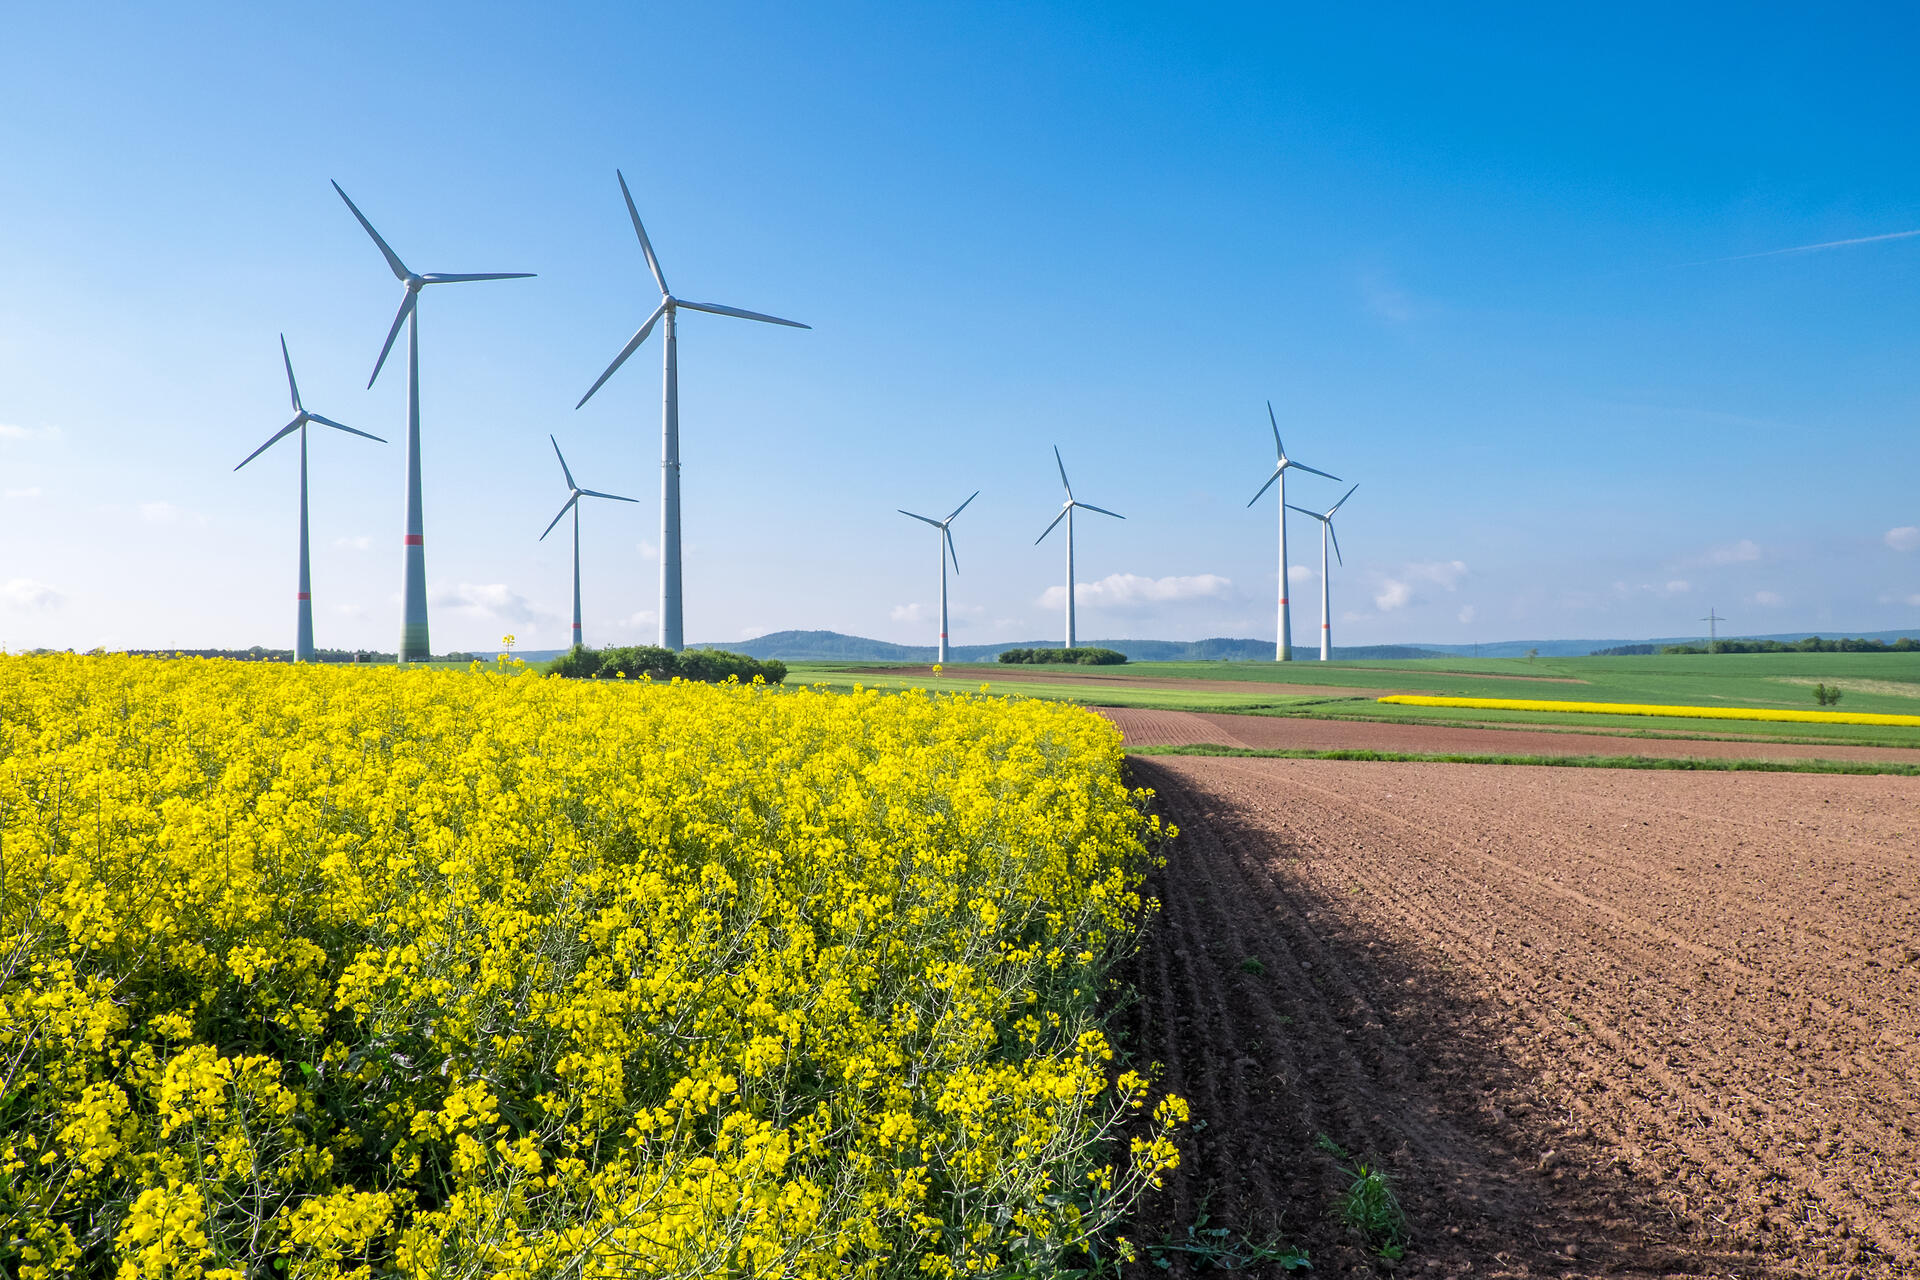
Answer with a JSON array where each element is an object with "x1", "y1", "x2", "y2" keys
[
  {"x1": 546, "y1": 643, "x2": 787, "y2": 684},
  {"x1": 997, "y1": 647, "x2": 1128, "y2": 666},
  {"x1": 0, "y1": 655, "x2": 1181, "y2": 1279}
]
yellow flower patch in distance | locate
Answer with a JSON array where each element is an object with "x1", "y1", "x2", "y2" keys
[
  {"x1": 0, "y1": 654, "x2": 1182, "y2": 1278},
  {"x1": 1377, "y1": 693, "x2": 1920, "y2": 727}
]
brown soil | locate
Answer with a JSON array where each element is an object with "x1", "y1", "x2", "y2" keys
[
  {"x1": 1101, "y1": 706, "x2": 1920, "y2": 764},
  {"x1": 1120, "y1": 756, "x2": 1920, "y2": 1278}
]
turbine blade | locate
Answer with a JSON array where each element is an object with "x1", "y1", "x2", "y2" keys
[
  {"x1": 419, "y1": 272, "x2": 536, "y2": 283},
  {"x1": 946, "y1": 527, "x2": 960, "y2": 574},
  {"x1": 1328, "y1": 482, "x2": 1359, "y2": 515},
  {"x1": 1329, "y1": 521, "x2": 1344, "y2": 566},
  {"x1": 945, "y1": 489, "x2": 980, "y2": 522},
  {"x1": 234, "y1": 416, "x2": 304, "y2": 471},
  {"x1": 539, "y1": 494, "x2": 578, "y2": 541},
  {"x1": 575, "y1": 299, "x2": 668, "y2": 409},
  {"x1": 898, "y1": 509, "x2": 944, "y2": 529},
  {"x1": 1246, "y1": 469, "x2": 1280, "y2": 507},
  {"x1": 1034, "y1": 506, "x2": 1069, "y2": 545},
  {"x1": 1053, "y1": 445, "x2": 1072, "y2": 498},
  {"x1": 368, "y1": 290, "x2": 417, "y2": 388},
  {"x1": 1267, "y1": 399, "x2": 1284, "y2": 459},
  {"x1": 280, "y1": 334, "x2": 301, "y2": 411},
  {"x1": 674, "y1": 299, "x2": 809, "y2": 329},
  {"x1": 617, "y1": 169, "x2": 670, "y2": 296},
  {"x1": 306, "y1": 413, "x2": 385, "y2": 443},
  {"x1": 1286, "y1": 460, "x2": 1341, "y2": 481},
  {"x1": 578, "y1": 488, "x2": 638, "y2": 503},
  {"x1": 1076, "y1": 501, "x2": 1124, "y2": 520},
  {"x1": 1284, "y1": 502, "x2": 1323, "y2": 518},
  {"x1": 550, "y1": 434, "x2": 577, "y2": 491},
  {"x1": 331, "y1": 180, "x2": 410, "y2": 281}
]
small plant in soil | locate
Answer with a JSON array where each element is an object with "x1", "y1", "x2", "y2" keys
[
  {"x1": 1238, "y1": 956, "x2": 1266, "y2": 975},
  {"x1": 1142, "y1": 1208, "x2": 1311, "y2": 1272},
  {"x1": 1316, "y1": 1135, "x2": 1408, "y2": 1260}
]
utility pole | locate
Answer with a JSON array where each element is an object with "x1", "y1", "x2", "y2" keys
[{"x1": 1700, "y1": 608, "x2": 1724, "y2": 654}]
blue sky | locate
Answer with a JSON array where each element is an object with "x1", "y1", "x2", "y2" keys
[{"x1": 3, "y1": 3, "x2": 1917, "y2": 653}]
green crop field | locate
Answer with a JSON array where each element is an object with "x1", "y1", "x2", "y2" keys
[{"x1": 788, "y1": 652, "x2": 1920, "y2": 748}]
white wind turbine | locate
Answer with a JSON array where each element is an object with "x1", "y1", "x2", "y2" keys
[
  {"x1": 234, "y1": 335, "x2": 385, "y2": 663},
  {"x1": 1286, "y1": 483, "x2": 1358, "y2": 661},
  {"x1": 332, "y1": 180, "x2": 534, "y2": 663},
  {"x1": 576, "y1": 170, "x2": 809, "y2": 651},
  {"x1": 898, "y1": 491, "x2": 979, "y2": 665},
  {"x1": 1245, "y1": 401, "x2": 1339, "y2": 661},
  {"x1": 540, "y1": 436, "x2": 638, "y2": 651},
  {"x1": 1035, "y1": 447, "x2": 1123, "y2": 650}
]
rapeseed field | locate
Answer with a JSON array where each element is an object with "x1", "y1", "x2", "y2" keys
[
  {"x1": 1377, "y1": 692, "x2": 1920, "y2": 727},
  {"x1": 0, "y1": 655, "x2": 1182, "y2": 1278}
]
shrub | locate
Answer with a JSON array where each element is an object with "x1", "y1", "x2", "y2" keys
[
  {"x1": 1813, "y1": 683, "x2": 1844, "y2": 706},
  {"x1": 546, "y1": 644, "x2": 786, "y2": 684},
  {"x1": 997, "y1": 647, "x2": 1127, "y2": 666}
]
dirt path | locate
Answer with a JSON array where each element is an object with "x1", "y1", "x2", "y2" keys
[
  {"x1": 1101, "y1": 706, "x2": 1920, "y2": 763},
  {"x1": 1121, "y1": 756, "x2": 1920, "y2": 1278}
]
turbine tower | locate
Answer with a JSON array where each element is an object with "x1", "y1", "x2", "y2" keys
[
  {"x1": 576, "y1": 170, "x2": 809, "y2": 651},
  {"x1": 898, "y1": 490, "x2": 979, "y2": 664},
  {"x1": 540, "y1": 435, "x2": 638, "y2": 650},
  {"x1": 1035, "y1": 447, "x2": 1123, "y2": 650},
  {"x1": 333, "y1": 181, "x2": 534, "y2": 663},
  {"x1": 1286, "y1": 483, "x2": 1358, "y2": 661},
  {"x1": 1245, "y1": 400, "x2": 1339, "y2": 662},
  {"x1": 234, "y1": 335, "x2": 385, "y2": 663}
]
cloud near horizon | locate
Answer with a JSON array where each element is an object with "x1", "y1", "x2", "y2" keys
[
  {"x1": 1039, "y1": 572, "x2": 1232, "y2": 612},
  {"x1": 1373, "y1": 560, "x2": 1468, "y2": 612},
  {"x1": 428, "y1": 583, "x2": 549, "y2": 626},
  {"x1": 2, "y1": 578, "x2": 64, "y2": 610}
]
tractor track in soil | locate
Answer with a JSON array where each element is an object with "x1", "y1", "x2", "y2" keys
[{"x1": 1118, "y1": 756, "x2": 1920, "y2": 1279}]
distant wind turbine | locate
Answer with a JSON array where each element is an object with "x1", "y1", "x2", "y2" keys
[
  {"x1": 1286, "y1": 483, "x2": 1358, "y2": 661},
  {"x1": 332, "y1": 180, "x2": 534, "y2": 662},
  {"x1": 898, "y1": 491, "x2": 979, "y2": 664},
  {"x1": 1035, "y1": 447, "x2": 1123, "y2": 650},
  {"x1": 576, "y1": 170, "x2": 810, "y2": 652},
  {"x1": 1245, "y1": 401, "x2": 1339, "y2": 661},
  {"x1": 540, "y1": 436, "x2": 638, "y2": 650},
  {"x1": 234, "y1": 335, "x2": 385, "y2": 663}
]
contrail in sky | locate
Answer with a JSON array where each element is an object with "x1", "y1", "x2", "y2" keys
[{"x1": 1680, "y1": 228, "x2": 1920, "y2": 267}]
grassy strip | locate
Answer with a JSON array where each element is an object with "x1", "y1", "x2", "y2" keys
[
  {"x1": 1378, "y1": 693, "x2": 1920, "y2": 727},
  {"x1": 1268, "y1": 703, "x2": 1920, "y2": 748},
  {"x1": 1124, "y1": 742, "x2": 1920, "y2": 776}
]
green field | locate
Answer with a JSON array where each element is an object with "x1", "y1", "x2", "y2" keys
[{"x1": 787, "y1": 652, "x2": 1920, "y2": 748}]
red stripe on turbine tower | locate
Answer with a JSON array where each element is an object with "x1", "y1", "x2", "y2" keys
[
  {"x1": 296, "y1": 593, "x2": 311, "y2": 600},
  {"x1": 403, "y1": 534, "x2": 423, "y2": 546}
]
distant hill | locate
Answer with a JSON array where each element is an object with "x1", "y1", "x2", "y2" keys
[{"x1": 689, "y1": 630, "x2": 1449, "y2": 663}]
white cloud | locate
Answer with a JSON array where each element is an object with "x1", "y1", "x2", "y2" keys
[
  {"x1": 1613, "y1": 578, "x2": 1691, "y2": 598},
  {"x1": 1038, "y1": 573, "x2": 1232, "y2": 612},
  {"x1": 140, "y1": 501, "x2": 180, "y2": 524},
  {"x1": 2, "y1": 578, "x2": 63, "y2": 610},
  {"x1": 1359, "y1": 268, "x2": 1415, "y2": 324},
  {"x1": 1287, "y1": 562, "x2": 1315, "y2": 581},
  {"x1": 1373, "y1": 560, "x2": 1469, "y2": 612},
  {"x1": 1879, "y1": 590, "x2": 1920, "y2": 607},
  {"x1": 891, "y1": 603, "x2": 932, "y2": 624},
  {"x1": 1706, "y1": 539, "x2": 1761, "y2": 565},
  {"x1": 637, "y1": 540, "x2": 659, "y2": 561},
  {"x1": 3, "y1": 487, "x2": 40, "y2": 500},
  {"x1": 428, "y1": 583, "x2": 549, "y2": 625},
  {"x1": 1886, "y1": 527, "x2": 1920, "y2": 553},
  {"x1": 332, "y1": 535, "x2": 372, "y2": 551},
  {"x1": 1458, "y1": 604, "x2": 1476, "y2": 624},
  {"x1": 1751, "y1": 590, "x2": 1784, "y2": 607},
  {"x1": 0, "y1": 423, "x2": 58, "y2": 443}
]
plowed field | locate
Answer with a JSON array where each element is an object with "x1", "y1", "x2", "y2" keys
[
  {"x1": 1122, "y1": 756, "x2": 1920, "y2": 1278},
  {"x1": 1102, "y1": 706, "x2": 1920, "y2": 764}
]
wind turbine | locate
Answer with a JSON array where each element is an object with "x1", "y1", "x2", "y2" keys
[
  {"x1": 332, "y1": 180, "x2": 534, "y2": 663},
  {"x1": 1035, "y1": 447, "x2": 1123, "y2": 650},
  {"x1": 576, "y1": 170, "x2": 810, "y2": 652},
  {"x1": 540, "y1": 435, "x2": 638, "y2": 650},
  {"x1": 898, "y1": 491, "x2": 979, "y2": 665},
  {"x1": 234, "y1": 335, "x2": 385, "y2": 663},
  {"x1": 1286, "y1": 484, "x2": 1358, "y2": 661},
  {"x1": 1245, "y1": 401, "x2": 1339, "y2": 661}
]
